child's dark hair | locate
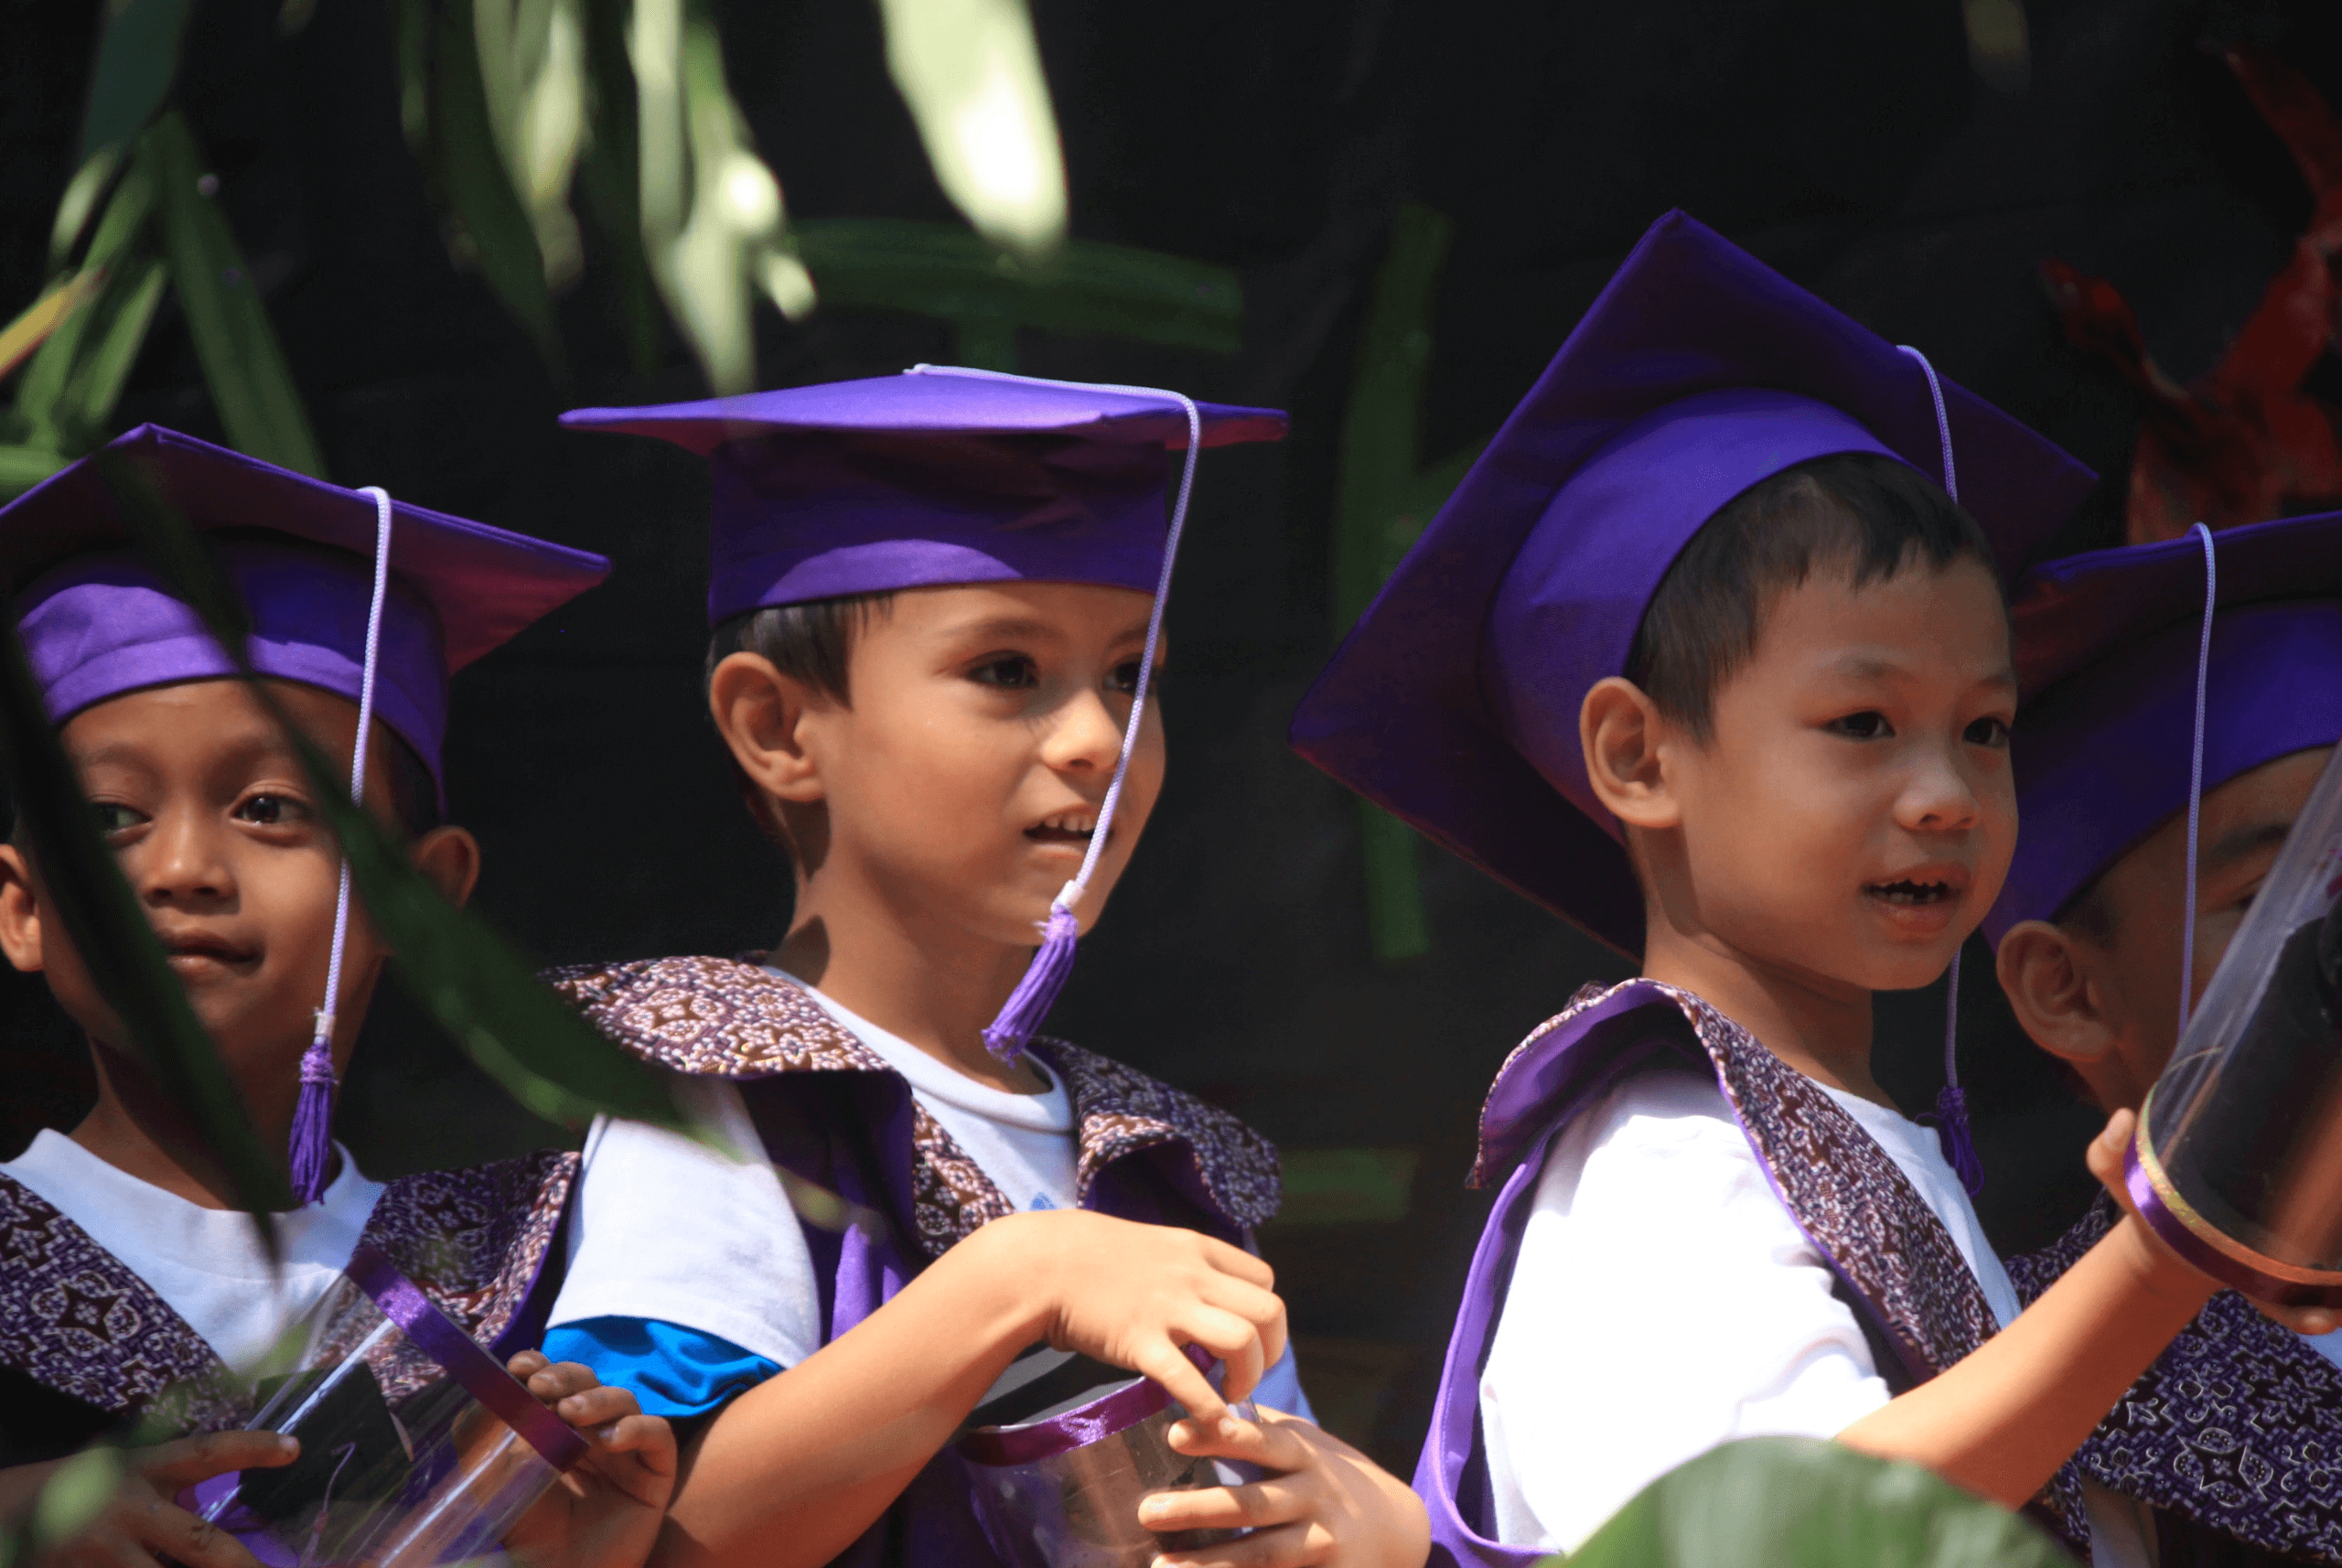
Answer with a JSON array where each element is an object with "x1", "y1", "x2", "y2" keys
[
  {"x1": 704, "y1": 593, "x2": 897, "y2": 706},
  {"x1": 1623, "y1": 452, "x2": 2001, "y2": 738}
]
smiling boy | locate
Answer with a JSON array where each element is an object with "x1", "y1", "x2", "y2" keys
[
  {"x1": 0, "y1": 428, "x2": 672, "y2": 1568},
  {"x1": 1986, "y1": 511, "x2": 2342, "y2": 1564},
  {"x1": 1291, "y1": 212, "x2": 2295, "y2": 1565},
  {"x1": 541, "y1": 370, "x2": 1426, "y2": 1568}
]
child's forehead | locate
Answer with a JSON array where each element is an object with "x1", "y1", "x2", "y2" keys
[
  {"x1": 880, "y1": 581, "x2": 1157, "y2": 639},
  {"x1": 62, "y1": 678, "x2": 358, "y2": 766},
  {"x1": 1742, "y1": 557, "x2": 2014, "y2": 678}
]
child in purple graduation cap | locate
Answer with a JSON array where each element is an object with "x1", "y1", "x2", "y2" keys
[
  {"x1": 1291, "y1": 210, "x2": 2324, "y2": 1567},
  {"x1": 539, "y1": 368, "x2": 1427, "y2": 1568},
  {"x1": 0, "y1": 428, "x2": 674, "y2": 1568},
  {"x1": 1983, "y1": 512, "x2": 2342, "y2": 1565}
]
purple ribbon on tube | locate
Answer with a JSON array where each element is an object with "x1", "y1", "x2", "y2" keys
[{"x1": 344, "y1": 1242, "x2": 587, "y2": 1471}]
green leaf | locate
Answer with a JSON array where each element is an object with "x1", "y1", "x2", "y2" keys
[
  {"x1": 93, "y1": 457, "x2": 689, "y2": 1140},
  {"x1": 431, "y1": 0, "x2": 564, "y2": 373},
  {"x1": 17, "y1": 158, "x2": 161, "y2": 448},
  {"x1": 0, "y1": 446, "x2": 70, "y2": 499},
  {"x1": 473, "y1": 0, "x2": 588, "y2": 286},
  {"x1": 1569, "y1": 1438, "x2": 2072, "y2": 1568},
  {"x1": 29, "y1": 1446, "x2": 123, "y2": 1546},
  {"x1": 75, "y1": 0, "x2": 195, "y2": 167},
  {"x1": 796, "y1": 218, "x2": 1241, "y2": 356},
  {"x1": 145, "y1": 114, "x2": 327, "y2": 478},
  {"x1": 873, "y1": 0, "x2": 1065, "y2": 261},
  {"x1": 575, "y1": 0, "x2": 659, "y2": 372},
  {"x1": 60, "y1": 255, "x2": 169, "y2": 438},
  {"x1": 0, "y1": 485, "x2": 290, "y2": 1220}
]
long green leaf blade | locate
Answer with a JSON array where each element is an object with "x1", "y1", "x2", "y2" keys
[
  {"x1": 433, "y1": 0, "x2": 564, "y2": 374},
  {"x1": 1570, "y1": 1437, "x2": 2071, "y2": 1568},
  {"x1": 74, "y1": 0, "x2": 194, "y2": 166},
  {"x1": 873, "y1": 0, "x2": 1065, "y2": 261},
  {"x1": 145, "y1": 115, "x2": 326, "y2": 478},
  {"x1": 796, "y1": 219, "x2": 1241, "y2": 354},
  {"x1": 0, "y1": 496, "x2": 289, "y2": 1219}
]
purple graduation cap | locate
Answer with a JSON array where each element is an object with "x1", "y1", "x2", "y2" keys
[
  {"x1": 562, "y1": 366, "x2": 1288, "y2": 1057},
  {"x1": 1984, "y1": 511, "x2": 2342, "y2": 984},
  {"x1": 1289, "y1": 210, "x2": 2096, "y2": 1193},
  {"x1": 1, "y1": 424, "x2": 611, "y2": 1200}
]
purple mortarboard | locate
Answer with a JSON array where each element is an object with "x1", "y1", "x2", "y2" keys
[
  {"x1": 559, "y1": 365, "x2": 1285, "y2": 622},
  {"x1": 1984, "y1": 510, "x2": 2342, "y2": 950},
  {"x1": 563, "y1": 365, "x2": 1287, "y2": 1058},
  {"x1": 1, "y1": 424, "x2": 609, "y2": 1202},
  {"x1": 1289, "y1": 209, "x2": 2097, "y2": 957},
  {"x1": 1, "y1": 425, "x2": 609, "y2": 789}
]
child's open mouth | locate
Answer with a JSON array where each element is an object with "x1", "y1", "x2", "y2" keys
[
  {"x1": 1864, "y1": 878, "x2": 1955, "y2": 908},
  {"x1": 1025, "y1": 811, "x2": 1098, "y2": 845}
]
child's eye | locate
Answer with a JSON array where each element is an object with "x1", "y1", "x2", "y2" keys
[
  {"x1": 232, "y1": 793, "x2": 308, "y2": 827},
  {"x1": 1109, "y1": 660, "x2": 1157, "y2": 697},
  {"x1": 968, "y1": 654, "x2": 1040, "y2": 690},
  {"x1": 1962, "y1": 715, "x2": 2011, "y2": 747},
  {"x1": 1827, "y1": 711, "x2": 1893, "y2": 740},
  {"x1": 91, "y1": 801, "x2": 145, "y2": 837}
]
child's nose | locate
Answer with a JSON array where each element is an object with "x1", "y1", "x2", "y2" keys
[
  {"x1": 139, "y1": 815, "x2": 234, "y2": 903},
  {"x1": 1901, "y1": 746, "x2": 1982, "y2": 832},
  {"x1": 1041, "y1": 687, "x2": 1126, "y2": 772}
]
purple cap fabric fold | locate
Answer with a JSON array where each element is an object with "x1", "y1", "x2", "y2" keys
[
  {"x1": 1984, "y1": 510, "x2": 2342, "y2": 946},
  {"x1": 558, "y1": 366, "x2": 1286, "y2": 622},
  {"x1": 1289, "y1": 210, "x2": 2097, "y2": 954},
  {"x1": 0, "y1": 425, "x2": 610, "y2": 784}
]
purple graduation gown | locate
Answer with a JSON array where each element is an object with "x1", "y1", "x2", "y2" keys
[
  {"x1": 1413, "y1": 978, "x2": 2090, "y2": 1566},
  {"x1": 0, "y1": 1150, "x2": 577, "y2": 1465},
  {"x1": 545, "y1": 955, "x2": 1285, "y2": 1568}
]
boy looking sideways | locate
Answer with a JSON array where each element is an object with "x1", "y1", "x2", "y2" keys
[
  {"x1": 1988, "y1": 510, "x2": 2342, "y2": 1564},
  {"x1": 0, "y1": 429, "x2": 673, "y2": 1568},
  {"x1": 541, "y1": 370, "x2": 1426, "y2": 1568},
  {"x1": 1292, "y1": 212, "x2": 2316, "y2": 1566}
]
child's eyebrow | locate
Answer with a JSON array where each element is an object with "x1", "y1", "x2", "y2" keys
[
  {"x1": 939, "y1": 615, "x2": 1062, "y2": 645},
  {"x1": 2203, "y1": 817, "x2": 2294, "y2": 872},
  {"x1": 1822, "y1": 653, "x2": 2016, "y2": 690}
]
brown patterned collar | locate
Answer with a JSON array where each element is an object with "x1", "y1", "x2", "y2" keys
[
  {"x1": 0, "y1": 1151, "x2": 575, "y2": 1431},
  {"x1": 543, "y1": 955, "x2": 1283, "y2": 1255}
]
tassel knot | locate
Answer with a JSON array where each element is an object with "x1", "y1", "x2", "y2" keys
[
  {"x1": 1931, "y1": 1084, "x2": 1984, "y2": 1197},
  {"x1": 289, "y1": 1029, "x2": 338, "y2": 1204},
  {"x1": 982, "y1": 901, "x2": 1081, "y2": 1062}
]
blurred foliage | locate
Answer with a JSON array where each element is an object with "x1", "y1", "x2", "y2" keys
[
  {"x1": 1333, "y1": 204, "x2": 1486, "y2": 964},
  {"x1": 1567, "y1": 1437, "x2": 2071, "y2": 1567},
  {"x1": 0, "y1": 0, "x2": 1244, "y2": 478}
]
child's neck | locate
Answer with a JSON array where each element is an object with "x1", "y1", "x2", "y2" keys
[
  {"x1": 1640, "y1": 923, "x2": 1892, "y2": 1106},
  {"x1": 772, "y1": 885, "x2": 1049, "y2": 1096},
  {"x1": 68, "y1": 1042, "x2": 306, "y2": 1211}
]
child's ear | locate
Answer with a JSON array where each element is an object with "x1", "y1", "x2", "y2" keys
[
  {"x1": 1996, "y1": 920, "x2": 2118, "y2": 1071},
  {"x1": 410, "y1": 825, "x2": 481, "y2": 909},
  {"x1": 708, "y1": 651, "x2": 829, "y2": 805},
  {"x1": 1579, "y1": 677, "x2": 1680, "y2": 830},
  {"x1": 0, "y1": 843, "x2": 44, "y2": 973}
]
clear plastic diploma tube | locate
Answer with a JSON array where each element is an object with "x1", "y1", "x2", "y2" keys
[{"x1": 2133, "y1": 746, "x2": 2342, "y2": 1303}]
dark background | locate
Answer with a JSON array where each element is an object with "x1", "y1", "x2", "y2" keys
[{"x1": 5, "y1": 0, "x2": 2339, "y2": 1470}]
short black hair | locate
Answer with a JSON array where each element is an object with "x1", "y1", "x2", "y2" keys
[
  {"x1": 2054, "y1": 872, "x2": 2121, "y2": 949},
  {"x1": 1624, "y1": 452, "x2": 2001, "y2": 739},
  {"x1": 704, "y1": 592, "x2": 897, "y2": 707}
]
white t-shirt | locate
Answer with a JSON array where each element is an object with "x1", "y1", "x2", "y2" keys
[
  {"x1": 547, "y1": 978, "x2": 1311, "y2": 1417},
  {"x1": 546, "y1": 979, "x2": 1076, "y2": 1369},
  {"x1": 1478, "y1": 1063, "x2": 2154, "y2": 1566},
  {"x1": 0, "y1": 1130, "x2": 384, "y2": 1372}
]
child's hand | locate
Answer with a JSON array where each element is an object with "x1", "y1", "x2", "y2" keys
[
  {"x1": 1136, "y1": 1406, "x2": 1429, "y2": 1568},
  {"x1": 2087, "y1": 1109, "x2": 2341, "y2": 1337},
  {"x1": 2, "y1": 1431, "x2": 296, "y2": 1568},
  {"x1": 500, "y1": 1353, "x2": 678, "y2": 1568},
  {"x1": 986, "y1": 1210, "x2": 1287, "y2": 1423}
]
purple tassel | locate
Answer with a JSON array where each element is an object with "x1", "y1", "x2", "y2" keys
[
  {"x1": 982, "y1": 903, "x2": 1081, "y2": 1062},
  {"x1": 289, "y1": 1030, "x2": 338, "y2": 1203},
  {"x1": 1932, "y1": 1084, "x2": 1984, "y2": 1197}
]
